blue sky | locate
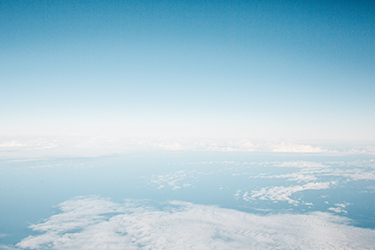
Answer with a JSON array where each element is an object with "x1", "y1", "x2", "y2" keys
[{"x1": 1, "y1": 0, "x2": 374, "y2": 140}]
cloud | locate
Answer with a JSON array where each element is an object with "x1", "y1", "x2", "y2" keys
[
  {"x1": 153, "y1": 140, "x2": 332, "y2": 153},
  {"x1": 328, "y1": 202, "x2": 351, "y2": 214},
  {"x1": 328, "y1": 207, "x2": 348, "y2": 214},
  {"x1": 266, "y1": 142, "x2": 329, "y2": 153},
  {"x1": 0, "y1": 245, "x2": 19, "y2": 250},
  {"x1": 148, "y1": 170, "x2": 195, "y2": 190},
  {"x1": 328, "y1": 169, "x2": 375, "y2": 181},
  {"x1": 15, "y1": 197, "x2": 375, "y2": 250},
  {"x1": 0, "y1": 141, "x2": 27, "y2": 147},
  {"x1": 253, "y1": 172, "x2": 318, "y2": 182},
  {"x1": 335, "y1": 202, "x2": 351, "y2": 208},
  {"x1": 247, "y1": 182, "x2": 335, "y2": 204},
  {"x1": 2, "y1": 136, "x2": 374, "y2": 159},
  {"x1": 0, "y1": 136, "x2": 155, "y2": 159},
  {"x1": 275, "y1": 161, "x2": 328, "y2": 169},
  {"x1": 274, "y1": 160, "x2": 375, "y2": 181}
]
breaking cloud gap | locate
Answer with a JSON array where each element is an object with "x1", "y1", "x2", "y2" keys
[{"x1": 13, "y1": 197, "x2": 375, "y2": 250}]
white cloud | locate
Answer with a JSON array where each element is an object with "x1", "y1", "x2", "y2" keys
[
  {"x1": 253, "y1": 172, "x2": 318, "y2": 182},
  {"x1": 153, "y1": 140, "x2": 332, "y2": 153},
  {"x1": 335, "y1": 202, "x2": 351, "y2": 208},
  {"x1": 327, "y1": 202, "x2": 351, "y2": 214},
  {"x1": 328, "y1": 207, "x2": 348, "y2": 214},
  {"x1": 15, "y1": 197, "x2": 375, "y2": 250},
  {"x1": 234, "y1": 190, "x2": 241, "y2": 199},
  {"x1": 248, "y1": 182, "x2": 335, "y2": 204},
  {"x1": 2, "y1": 136, "x2": 373, "y2": 159},
  {"x1": 275, "y1": 161, "x2": 328, "y2": 169},
  {"x1": 0, "y1": 136, "x2": 154, "y2": 159},
  {"x1": 273, "y1": 160, "x2": 375, "y2": 181},
  {"x1": 0, "y1": 141, "x2": 27, "y2": 147},
  {"x1": 328, "y1": 169, "x2": 375, "y2": 181},
  {"x1": 267, "y1": 142, "x2": 329, "y2": 153},
  {"x1": 148, "y1": 170, "x2": 196, "y2": 190}
]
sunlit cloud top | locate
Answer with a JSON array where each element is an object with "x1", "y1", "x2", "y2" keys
[{"x1": 13, "y1": 197, "x2": 375, "y2": 250}]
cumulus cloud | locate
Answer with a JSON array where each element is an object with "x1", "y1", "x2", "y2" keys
[
  {"x1": 253, "y1": 172, "x2": 318, "y2": 182},
  {"x1": 14, "y1": 197, "x2": 375, "y2": 250},
  {"x1": 247, "y1": 182, "x2": 335, "y2": 204},
  {"x1": 273, "y1": 160, "x2": 375, "y2": 181},
  {"x1": 148, "y1": 170, "x2": 195, "y2": 190},
  {"x1": 335, "y1": 202, "x2": 351, "y2": 208},
  {"x1": 328, "y1": 207, "x2": 348, "y2": 214},
  {"x1": 328, "y1": 169, "x2": 375, "y2": 181},
  {"x1": 328, "y1": 202, "x2": 351, "y2": 214}
]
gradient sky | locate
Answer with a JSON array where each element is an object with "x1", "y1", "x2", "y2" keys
[{"x1": 1, "y1": 0, "x2": 374, "y2": 140}]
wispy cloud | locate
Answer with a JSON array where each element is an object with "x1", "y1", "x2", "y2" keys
[
  {"x1": 14, "y1": 197, "x2": 375, "y2": 250},
  {"x1": 0, "y1": 234, "x2": 9, "y2": 239}
]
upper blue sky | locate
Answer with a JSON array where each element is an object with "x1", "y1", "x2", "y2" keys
[{"x1": 1, "y1": 0, "x2": 374, "y2": 140}]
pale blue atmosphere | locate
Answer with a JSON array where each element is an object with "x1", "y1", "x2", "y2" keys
[
  {"x1": 1, "y1": 1, "x2": 375, "y2": 249},
  {"x1": 1, "y1": 0, "x2": 374, "y2": 139}
]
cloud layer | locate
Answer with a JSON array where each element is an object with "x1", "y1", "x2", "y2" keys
[
  {"x1": 14, "y1": 197, "x2": 375, "y2": 250},
  {"x1": 1, "y1": 136, "x2": 375, "y2": 159},
  {"x1": 245, "y1": 181, "x2": 335, "y2": 204}
]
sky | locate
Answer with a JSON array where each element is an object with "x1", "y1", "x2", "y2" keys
[{"x1": 1, "y1": 0, "x2": 374, "y2": 141}]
